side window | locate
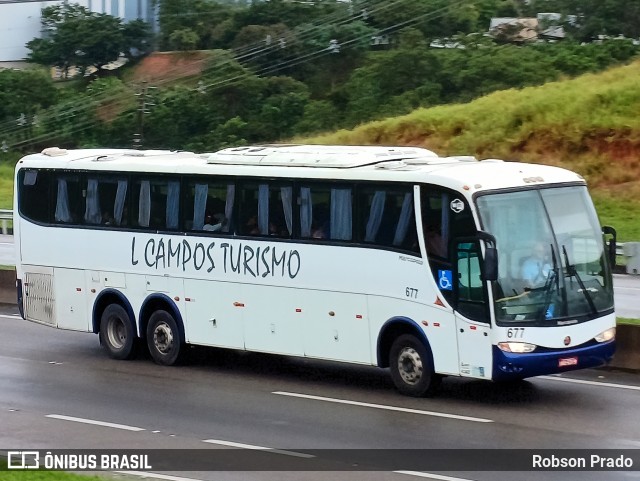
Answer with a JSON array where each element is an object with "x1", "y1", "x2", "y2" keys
[
  {"x1": 421, "y1": 188, "x2": 477, "y2": 260},
  {"x1": 19, "y1": 169, "x2": 51, "y2": 223},
  {"x1": 422, "y1": 186, "x2": 479, "y2": 308},
  {"x1": 54, "y1": 174, "x2": 82, "y2": 224},
  {"x1": 299, "y1": 185, "x2": 352, "y2": 241},
  {"x1": 238, "y1": 182, "x2": 293, "y2": 238},
  {"x1": 132, "y1": 178, "x2": 180, "y2": 230},
  {"x1": 83, "y1": 176, "x2": 129, "y2": 227},
  {"x1": 184, "y1": 179, "x2": 234, "y2": 234},
  {"x1": 359, "y1": 186, "x2": 418, "y2": 252}
]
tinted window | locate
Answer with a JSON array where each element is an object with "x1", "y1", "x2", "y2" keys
[{"x1": 19, "y1": 169, "x2": 51, "y2": 223}]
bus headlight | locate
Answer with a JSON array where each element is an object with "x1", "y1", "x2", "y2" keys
[
  {"x1": 497, "y1": 342, "x2": 537, "y2": 353},
  {"x1": 595, "y1": 327, "x2": 616, "y2": 343}
]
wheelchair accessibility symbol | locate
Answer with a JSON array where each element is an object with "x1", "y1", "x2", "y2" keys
[{"x1": 438, "y1": 270, "x2": 453, "y2": 291}]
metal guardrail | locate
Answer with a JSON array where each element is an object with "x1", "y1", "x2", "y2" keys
[{"x1": 0, "y1": 209, "x2": 11, "y2": 235}]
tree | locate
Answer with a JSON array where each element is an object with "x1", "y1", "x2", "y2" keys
[
  {"x1": 123, "y1": 19, "x2": 153, "y2": 58},
  {"x1": 169, "y1": 28, "x2": 200, "y2": 51},
  {"x1": 26, "y1": 3, "x2": 151, "y2": 77},
  {"x1": 158, "y1": 0, "x2": 235, "y2": 50},
  {"x1": 0, "y1": 69, "x2": 57, "y2": 150},
  {"x1": 342, "y1": 47, "x2": 442, "y2": 124}
]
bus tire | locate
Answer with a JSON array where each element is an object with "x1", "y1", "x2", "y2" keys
[
  {"x1": 389, "y1": 334, "x2": 440, "y2": 397},
  {"x1": 99, "y1": 304, "x2": 136, "y2": 360},
  {"x1": 146, "y1": 310, "x2": 182, "y2": 366}
]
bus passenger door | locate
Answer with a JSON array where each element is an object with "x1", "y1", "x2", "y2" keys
[
  {"x1": 422, "y1": 187, "x2": 491, "y2": 378},
  {"x1": 453, "y1": 240, "x2": 492, "y2": 379}
]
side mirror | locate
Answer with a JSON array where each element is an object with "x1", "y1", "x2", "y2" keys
[
  {"x1": 482, "y1": 246, "x2": 498, "y2": 281},
  {"x1": 477, "y1": 230, "x2": 498, "y2": 281},
  {"x1": 602, "y1": 225, "x2": 617, "y2": 267}
]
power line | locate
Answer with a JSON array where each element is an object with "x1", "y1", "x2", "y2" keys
[{"x1": 1, "y1": 0, "x2": 477, "y2": 150}]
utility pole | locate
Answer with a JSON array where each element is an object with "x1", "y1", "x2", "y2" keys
[{"x1": 133, "y1": 81, "x2": 156, "y2": 149}]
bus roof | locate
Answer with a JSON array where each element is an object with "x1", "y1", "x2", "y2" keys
[
  {"x1": 18, "y1": 145, "x2": 585, "y2": 193},
  {"x1": 204, "y1": 144, "x2": 441, "y2": 167}
]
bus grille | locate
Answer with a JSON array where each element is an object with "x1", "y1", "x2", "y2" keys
[{"x1": 24, "y1": 272, "x2": 55, "y2": 326}]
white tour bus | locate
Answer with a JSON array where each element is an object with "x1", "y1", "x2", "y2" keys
[{"x1": 14, "y1": 145, "x2": 617, "y2": 396}]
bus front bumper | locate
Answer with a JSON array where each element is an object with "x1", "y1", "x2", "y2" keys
[{"x1": 492, "y1": 341, "x2": 616, "y2": 381}]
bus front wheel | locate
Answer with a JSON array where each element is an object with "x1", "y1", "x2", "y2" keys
[
  {"x1": 146, "y1": 310, "x2": 183, "y2": 366},
  {"x1": 99, "y1": 304, "x2": 136, "y2": 360},
  {"x1": 389, "y1": 334, "x2": 440, "y2": 397}
]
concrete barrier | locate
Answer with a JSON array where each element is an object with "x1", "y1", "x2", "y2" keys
[
  {"x1": 608, "y1": 324, "x2": 640, "y2": 372},
  {"x1": 0, "y1": 268, "x2": 637, "y2": 371},
  {"x1": 0, "y1": 269, "x2": 15, "y2": 305}
]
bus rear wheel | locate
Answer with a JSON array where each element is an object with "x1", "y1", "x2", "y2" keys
[
  {"x1": 99, "y1": 304, "x2": 136, "y2": 360},
  {"x1": 389, "y1": 334, "x2": 440, "y2": 397},
  {"x1": 146, "y1": 310, "x2": 183, "y2": 366}
]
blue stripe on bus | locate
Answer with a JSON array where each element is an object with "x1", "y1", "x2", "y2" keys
[{"x1": 492, "y1": 341, "x2": 616, "y2": 381}]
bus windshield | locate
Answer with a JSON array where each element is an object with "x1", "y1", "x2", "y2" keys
[{"x1": 476, "y1": 186, "x2": 614, "y2": 326}]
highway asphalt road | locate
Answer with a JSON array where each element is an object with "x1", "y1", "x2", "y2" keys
[{"x1": 1, "y1": 304, "x2": 640, "y2": 481}]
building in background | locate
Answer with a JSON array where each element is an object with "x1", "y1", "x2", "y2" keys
[{"x1": 0, "y1": 0, "x2": 156, "y2": 65}]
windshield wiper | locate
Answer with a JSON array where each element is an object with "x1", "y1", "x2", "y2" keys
[
  {"x1": 562, "y1": 245, "x2": 598, "y2": 315},
  {"x1": 537, "y1": 244, "x2": 560, "y2": 322}
]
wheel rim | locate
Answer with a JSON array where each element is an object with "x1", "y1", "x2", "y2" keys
[
  {"x1": 106, "y1": 316, "x2": 127, "y2": 350},
  {"x1": 152, "y1": 322, "x2": 174, "y2": 355},
  {"x1": 397, "y1": 346, "x2": 423, "y2": 385}
]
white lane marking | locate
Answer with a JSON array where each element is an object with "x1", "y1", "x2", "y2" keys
[
  {"x1": 0, "y1": 314, "x2": 22, "y2": 319},
  {"x1": 202, "y1": 439, "x2": 315, "y2": 458},
  {"x1": 539, "y1": 375, "x2": 640, "y2": 391},
  {"x1": 272, "y1": 391, "x2": 493, "y2": 423},
  {"x1": 45, "y1": 414, "x2": 145, "y2": 431},
  {"x1": 615, "y1": 286, "x2": 640, "y2": 291},
  {"x1": 395, "y1": 471, "x2": 476, "y2": 481},
  {"x1": 117, "y1": 471, "x2": 206, "y2": 481}
]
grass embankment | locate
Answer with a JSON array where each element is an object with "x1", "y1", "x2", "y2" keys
[
  {"x1": 0, "y1": 459, "x2": 107, "y2": 481},
  {"x1": 0, "y1": 161, "x2": 15, "y2": 210},
  {"x1": 618, "y1": 317, "x2": 640, "y2": 326},
  {"x1": 300, "y1": 60, "x2": 640, "y2": 241}
]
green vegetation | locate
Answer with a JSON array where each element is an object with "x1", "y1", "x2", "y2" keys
[
  {"x1": 618, "y1": 317, "x2": 640, "y2": 326},
  {"x1": 2, "y1": 0, "x2": 637, "y2": 155},
  {"x1": 0, "y1": 459, "x2": 106, "y2": 481},
  {"x1": 299, "y1": 60, "x2": 640, "y2": 241},
  {"x1": 591, "y1": 189, "x2": 640, "y2": 243},
  {"x1": 0, "y1": 162, "x2": 16, "y2": 209}
]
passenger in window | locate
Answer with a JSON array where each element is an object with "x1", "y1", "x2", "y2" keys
[
  {"x1": 245, "y1": 215, "x2": 260, "y2": 235},
  {"x1": 204, "y1": 212, "x2": 226, "y2": 232},
  {"x1": 269, "y1": 213, "x2": 289, "y2": 237},
  {"x1": 311, "y1": 220, "x2": 328, "y2": 239},
  {"x1": 311, "y1": 205, "x2": 329, "y2": 239},
  {"x1": 102, "y1": 211, "x2": 115, "y2": 226},
  {"x1": 424, "y1": 222, "x2": 446, "y2": 258}
]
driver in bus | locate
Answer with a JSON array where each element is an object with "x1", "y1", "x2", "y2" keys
[{"x1": 521, "y1": 241, "x2": 551, "y2": 288}]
